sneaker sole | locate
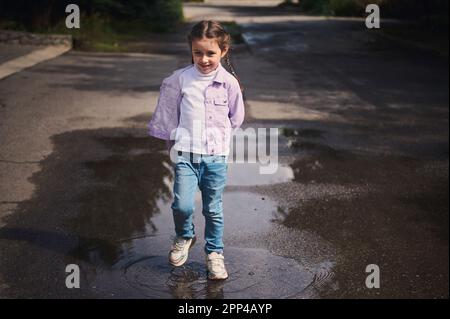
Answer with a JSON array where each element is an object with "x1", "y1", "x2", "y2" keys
[
  {"x1": 169, "y1": 236, "x2": 196, "y2": 267},
  {"x1": 207, "y1": 272, "x2": 228, "y2": 281}
]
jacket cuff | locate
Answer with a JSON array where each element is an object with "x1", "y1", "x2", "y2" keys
[{"x1": 148, "y1": 127, "x2": 170, "y2": 140}]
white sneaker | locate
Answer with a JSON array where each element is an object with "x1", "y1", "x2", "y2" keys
[
  {"x1": 169, "y1": 236, "x2": 196, "y2": 267},
  {"x1": 206, "y1": 252, "x2": 228, "y2": 280}
]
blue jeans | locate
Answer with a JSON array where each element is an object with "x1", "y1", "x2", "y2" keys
[{"x1": 171, "y1": 151, "x2": 228, "y2": 254}]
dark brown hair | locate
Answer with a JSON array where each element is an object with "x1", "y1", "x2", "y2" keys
[{"x1": 188, "y1": 20, "x2": 244, "y2": 93}]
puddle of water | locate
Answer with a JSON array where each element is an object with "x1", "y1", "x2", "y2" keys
[
  {"x1": 123, "y1": 247, "x2": 313, "y2": 299},
  {"x1": 70, "y1": 190, "x2": 329, "y2": 298},
  {"x1": 80, "y1": 241, "x2": 315, "y2": 299},
  {"x1": 72, "y1": 191, "x2": 279, "y2": 264},
  {"x1": 280, "y1": 128, "x2": 326, "y2": 139},
  {"x1": 226, "y1": 127, "x2": 295, "y2": 185},
  {"x1": 227, "y1": 163, "x2": 294, "y2": 186}
]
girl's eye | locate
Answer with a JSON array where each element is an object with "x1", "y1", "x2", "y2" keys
[{"x1": 194, "y1": 52, "x2": 215, "y2": 57}]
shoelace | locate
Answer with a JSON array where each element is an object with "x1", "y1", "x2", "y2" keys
[
  {"x1": 172, "y1": 237, "x2": 186, "y2": 251},
  {"x1": 209, "y1": 255, "x2": 225, "y2": 271}
]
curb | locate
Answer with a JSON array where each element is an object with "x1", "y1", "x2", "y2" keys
[
  {"x1": 0, "y1": 29, "x2": 72, "y2": 46},
  {"x1": 0, "y1": 30, "x2": 72, "y2": 81},
  {"x1": 0, "y1": 45, "x2": 72, "y2": 80}
]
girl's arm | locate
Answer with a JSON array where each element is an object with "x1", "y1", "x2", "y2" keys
[{"x1": 227, "y1": 80, "x2": 245, "y2": 130}]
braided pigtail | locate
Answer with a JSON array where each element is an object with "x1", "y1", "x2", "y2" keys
[{"x1": 224, "y1": 51, "x2": 244, "y2": 94}]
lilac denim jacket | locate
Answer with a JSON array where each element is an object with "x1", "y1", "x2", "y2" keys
[{"x1": 147, "y1": 63, "x2": 245, "y2": 155}]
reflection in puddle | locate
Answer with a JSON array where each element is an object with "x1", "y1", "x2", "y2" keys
[
  {"x1": 124, "y1": 247, "x2": 314, "y2": 299},
  {"x1": 79, "y1": 240, "x2": 315, "y2": 299},
  {"x1": 227, "y1": 163, "x2": 294, "y2": 186},
  {"x1": 281, "y1": 128, "x2": 325, "y2": 140},
  {"x1": 226, "y1": 126, "x2": 294, "y2": 185}
]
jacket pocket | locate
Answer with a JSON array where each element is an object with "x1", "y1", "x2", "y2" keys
[{"x1": 214, "y1": 97, "x2": 228, "y2": 106}]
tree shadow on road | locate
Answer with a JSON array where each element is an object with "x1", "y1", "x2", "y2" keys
[{"x1": 0, "y1": 124, "x2": 173, "y2": 297}]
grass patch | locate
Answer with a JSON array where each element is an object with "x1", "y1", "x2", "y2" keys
[
  {"x1": 25, "y1": 13, "x2": 179, "y2": 52},
  {"x1": 0, "y1": 0, "x2": 184, "y2": 52},
  {"x1": 0, "y1": 19, "x2": 26, "y2": 31}
]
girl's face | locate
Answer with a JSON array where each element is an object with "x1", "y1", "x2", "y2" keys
[{"x1": 191, "y1": 37, "x2": 228, "y2": 74}]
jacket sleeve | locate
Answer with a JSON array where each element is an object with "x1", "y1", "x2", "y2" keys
[
  {"x1": 227, "y1": 79, "x2": 245, "y2": 130},
  {"x1": 147, "y1": 77, "x2": 181, "y2": 141}
]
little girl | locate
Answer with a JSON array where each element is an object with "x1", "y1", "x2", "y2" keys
[{"x1": 148, "y1": 20, "x2": 245, "y2": 280}]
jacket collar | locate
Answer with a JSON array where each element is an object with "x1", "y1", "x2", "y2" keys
[
  {"x1": 212, "y1": 63, "x2": 227, "y2": 84},
  {"x1": 189, "y1": 63, "x2": 227, "y2": 84}
]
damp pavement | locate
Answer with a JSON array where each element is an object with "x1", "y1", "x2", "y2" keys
[{"x1": 0, "y1": 1, "x2": 448, "y2": 298}]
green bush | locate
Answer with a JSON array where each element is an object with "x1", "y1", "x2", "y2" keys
[
  {"x1": 299, "y1": 0, "x2": 331, "y2": 15},
  {"x1": 69, "y1": 13, "x2": 118, "y2": 51},
  {"x1": 0, "y1": 0, "x2": 185, "y2": 51},
  {"x1": 149, "y1": 0, "x2": 184, "y2": 32},
  {"x1": 329, "y1": 0, "x2": 361, "y2": 16},
  {"x1": 299, "y1": 0, "x2": 448, "y2": 22},
  {"x1": 0, "y1": 0, "x2": 184, "y2": 32},
  {"x1": 300, "y1": 0, "x2": 378, "y2": 16}
]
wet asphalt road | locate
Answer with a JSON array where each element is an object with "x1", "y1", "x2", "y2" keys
[{"x1": 0, "y1": 1, "x2": 448, "y2": 298}]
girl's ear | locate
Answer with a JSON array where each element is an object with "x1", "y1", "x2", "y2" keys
[{"x1": 221, "y1": 46, "x2": 229, "y2": 58}]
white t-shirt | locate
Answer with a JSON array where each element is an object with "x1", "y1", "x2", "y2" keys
[{"x1": 174, "y1": 64, "x2": 221, "y2": 155}]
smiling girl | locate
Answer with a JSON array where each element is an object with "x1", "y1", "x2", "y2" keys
[{"x1": 148, "y1": 20, "x2": 245, "y2": 280}]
